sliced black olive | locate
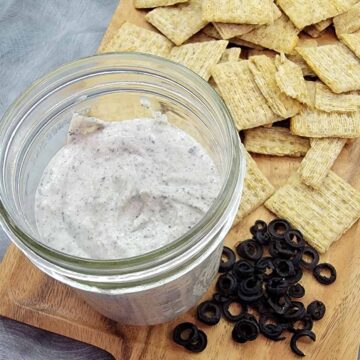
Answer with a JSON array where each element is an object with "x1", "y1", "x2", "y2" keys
[
  {"x1": 284, "y1": 229, "x2": 305, "y2": 249},
  {"x1": 288, "y1": 314, "x2": 313, "y2": 333},
  {"x1": 239, "y1": 277, "x2": 262, "y2": 295},
  {"x1": 233, "y1": 259, "x2": 254, "y2": 279},
  {"x1": 222, "y1": 299, "x2": 248, "y2": 322},
  {"x1": 212, "y1": 292, "x2": 230, "y2": 304},
  {"x1": 290, "y1": 330, "x2": 316, "y2": 357},
  {"x1": 219, "y1": 246, "x2": 236, "y2": 273},
  {"x1": 259, "y1": 315, "x2": 285, "y2": 341},
  {"x1": 282, "y1": 301, "x2": 306, "y2": 321},
  {"x1": 313, "y1": 263, "x2": 337, "y2": 285},
  {"x1": 266, "y1": 277, "x2": 289, "y2": 297},
  {"x1": 273, "y1": 258, "x2": 295, "y2": 278},
  {"x1": 288, "y1": 283, "x2": 305, "y2": 298},
  {"x1": 197, "y1": 300, "x2": 222, "y2": 325},
  {"x1": 237, "y1": 288, "x2": 263, "y2": 303},
  {"x1": 232, "y1": 317, "x2": 259, "y2": 343},
  {"x1": 255, "y1": 257, "x2": 274, "y2": 278},
  {"x1": 185, "y1": 329, "x2": 207, "y2": 353},
  {"x1": 253, "y1": 231, "x2": 271, "y2": 246},
  {"x1": 266, "y1": 295, "x2": 291, "y2": 315},
  {"x1": 307, "y1": 300, "x2": 326, "y2": 320},
  {"x1": 216, "y1": 273, "x2": 238, "y2": 295},
  {"x1": 287, "y1": 267, "x2": 303, "y2": 284},
  {"x1": 172, "y1": 322, "x2": 199, "y2": 346},
  {"x1": 236, "y1": 239, "x2": 263, "y2": 261},
  {"x1": 250, "y1": 220, "x2": 267, "y2": 235},
  {"x1": 269, "y1": 238, "x2": 296, "y2": 259},
  {"x1": 300, "y1": 246, "x2": 319, "y2": 270},
  {"x1": 267, "y1": 219, "x2": 291, "y2": 240}
]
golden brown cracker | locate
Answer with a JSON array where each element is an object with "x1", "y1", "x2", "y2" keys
[
  {"x1": 202, "y1": 0, "x2": 280, "y2": 25},
  {"x1": 233, "y1": 149, "x2": 275, "y2": 225},
  {"x1": 300, "y1": 138, "x2": 347, "y2": 188},
  {"x1": 296, "y1": 43, "x2": 360, "y2": 93},
  {"x1": 340, "y1": 31, "x2": 360, "y2": 59},
  {"x1": 276, "y1": 0, "x2": 356, "y2": 29},
  {"x1": 135, "y1": 0, "x2": 187, "y2": 9},
  {"x1": 201, "y1": 24, "x2": 222, "y2": 39},
  {"x1": 314, "y1": 18, "x2": 333, "y2": 32},
  {"x1": 230, "y1": 37, "x2": 265, "y2": 50},
  {"x1": 102, "y1": 22, "x2": 173, "y2": 56},
  {"x1": 249, "y1": 55, "x2": 301, "y2": 118},
  {"x1": 169, "y1": 40, "x2": 228, "y2": 80},
  {"x1": 290, "y1": 107, "x2": 360, "y2": 138},
  {"x1": 315, "y1": 81, "x2": 360, "y2": 113},
  {"x1": 218, "y1": 47, "x2": 241, "y2": 63},
  {"x1": 240, "y1": 14, "x2": 300, "y2": 54},
  {"x1": 213, "y1": 23, "x2": 257, "y2": 40},
  {"x1": 244, "y1": 127, "x2": 310, "y2": 157},
  {"x1": 275, "y1": 54, "x2": 311, "y2": 105},
  {"x1": 334, "y1": 2, "x2": 360, "y2": 35},
  {"x1": 211, "y1": 60, "x2": 279, "y2": 130},
  {"x1": 145, "y1": 0, "x2": 207, "y2": 45},
  {"x1": 265, "y1": 170, "x2": 360, "y2": 253}
]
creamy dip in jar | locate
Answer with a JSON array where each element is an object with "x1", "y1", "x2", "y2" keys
[{"x1": 35, "y1": 114, "x2": 221, "y2": 259}]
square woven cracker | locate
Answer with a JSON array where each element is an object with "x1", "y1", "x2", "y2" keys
[
  {"x1": 213, "y1": 23, "x2": 257, "y2": 40},
  {"x1": 102, "y1": 22, "x2": 173, "y2": 56},
  {"x1": 169, "y1": 40, "x2": 228, "y2": 80},
  {"x1": 248, "y1": 55, "x2": 301, "y2": 118},
  {"x1": 304, "y1": 26, "x2": 322, "y2": 38},
  {"x1": 135, "y1": 0, "x2": 187, "y2": 9},
  {"x1": 230, "y1": 38, "x2": 264, "y2": 50},
  {"x1": 288, "y1": 54, "x2": 316, "y2": 77},
  {"x1": 202, "y1": 0, "x2": 280, "y2": 25},
  {"x1": 248, "y1": 49, "x2": 277, "y2": 58},
  {"x1": 275, "y1": 54, "x2": 311, "y2": 105},
  {"x1": 291, "y1": 108, "x2": 360, "y2": 138},
  {"x1": 300, "y1": 138, "x2": 347, "y2": 189},
  {"x1": 211, "y1": 61, "x2": 279, "y2": 130},
  {"x1": 244, "y1": 127, "x2": 310, "y2": 157},
  {"x1": 340, "y1": 32, "x2": 360, "y2": 59},
  {"x1": 219, "y1": 47, "x2": 241, "y2": 63},
  {"x1": 276, "y1": 0, "x2": 357, "y2": 29},
  {"x1": 296, "y1": 43, "x2": 360, "y2": 93},
  {"x1": 334, "y1": 2, "x2": 360, "y2": 35},
  {"x1": 240, "y1": 14, "x2": 300, "y2": 54},
  {"x1": 315, "y1": 81, "x2": 360, "y2": 113},
  {"x1": 202, "y1": 24, "x2": 222, "y2": 39},
  {"x1": 145, "y1": 0, "x2": 207, "y2": 45},
  {"x1": 305, "y1": 81, "x2": 317, "y2": 107},
  {"x1": 233, "y1": 149, "x2": 275, "y2": 226},
  {"x1": 314, "y1": 18, "x2": 333, "y2": 32},
  {"x1": 265, "y1": 171, "x2": 360, "y2": 253}
]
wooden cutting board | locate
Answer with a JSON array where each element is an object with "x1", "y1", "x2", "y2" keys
[{"x1": 1, "y1": 1, "x2": 360, "y2": 359}]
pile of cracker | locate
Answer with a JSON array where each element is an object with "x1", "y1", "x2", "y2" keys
[{"x1": 102, "y1": 0, "x2": 360, "y2": 254}]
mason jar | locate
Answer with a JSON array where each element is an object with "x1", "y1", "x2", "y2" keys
[{"x1": 0, "y1": 53, "x2": 246, "y2": 325}]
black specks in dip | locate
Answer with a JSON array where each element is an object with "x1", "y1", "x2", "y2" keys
[{"x1": 35, "y1": 115, "x2": 221, "y2": 259}]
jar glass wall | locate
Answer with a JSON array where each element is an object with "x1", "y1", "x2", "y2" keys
[{"x1": 0, "y1": 53, "x2": 245, "y2": 324}]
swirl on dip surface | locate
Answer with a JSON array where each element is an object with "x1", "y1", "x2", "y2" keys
[{"x1": 35, "y1": 114, "x2": 221, "y2": 259}]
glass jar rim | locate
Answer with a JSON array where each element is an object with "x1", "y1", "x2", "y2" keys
[{"x1": 0, "y1": 52, "x2": 244, "y2": 275}]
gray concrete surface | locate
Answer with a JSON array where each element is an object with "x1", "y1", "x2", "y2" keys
[{"x1": 0, "y1": 1, "x2": 117, "y2": 358}]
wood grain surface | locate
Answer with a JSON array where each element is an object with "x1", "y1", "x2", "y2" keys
[{"x1": 1, "y1": 0, "x2": 360, "y2": 359}]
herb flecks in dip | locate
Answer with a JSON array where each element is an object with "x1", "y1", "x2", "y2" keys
[{"x1": 35, "y1": 115, "x2": 221, "y2": 259}]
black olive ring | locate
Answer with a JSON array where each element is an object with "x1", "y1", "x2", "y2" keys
[
  {"x1": 219, "y1": 246, "x2": 236, "y2": 273},
  {"x1": 290, "y1": 330, "x2": 316, "y2": 357},
  {"x1": 172, "y1": 322, "x2": 199, "y2": 346},
  {"x1": 197, "y1": 300, "x2": 222, "y2": 325},
  {"x1": 313, "y1": 263, "x2": 337, "y2": 285}
]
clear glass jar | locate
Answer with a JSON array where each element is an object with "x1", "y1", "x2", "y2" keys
[{"x1": 0, "y1": 53, "x2": 245, "y2": 325}]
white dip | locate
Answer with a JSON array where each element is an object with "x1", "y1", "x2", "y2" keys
[{"x1": 35, "y1": 115, "x2": 221, "y2": 259}]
